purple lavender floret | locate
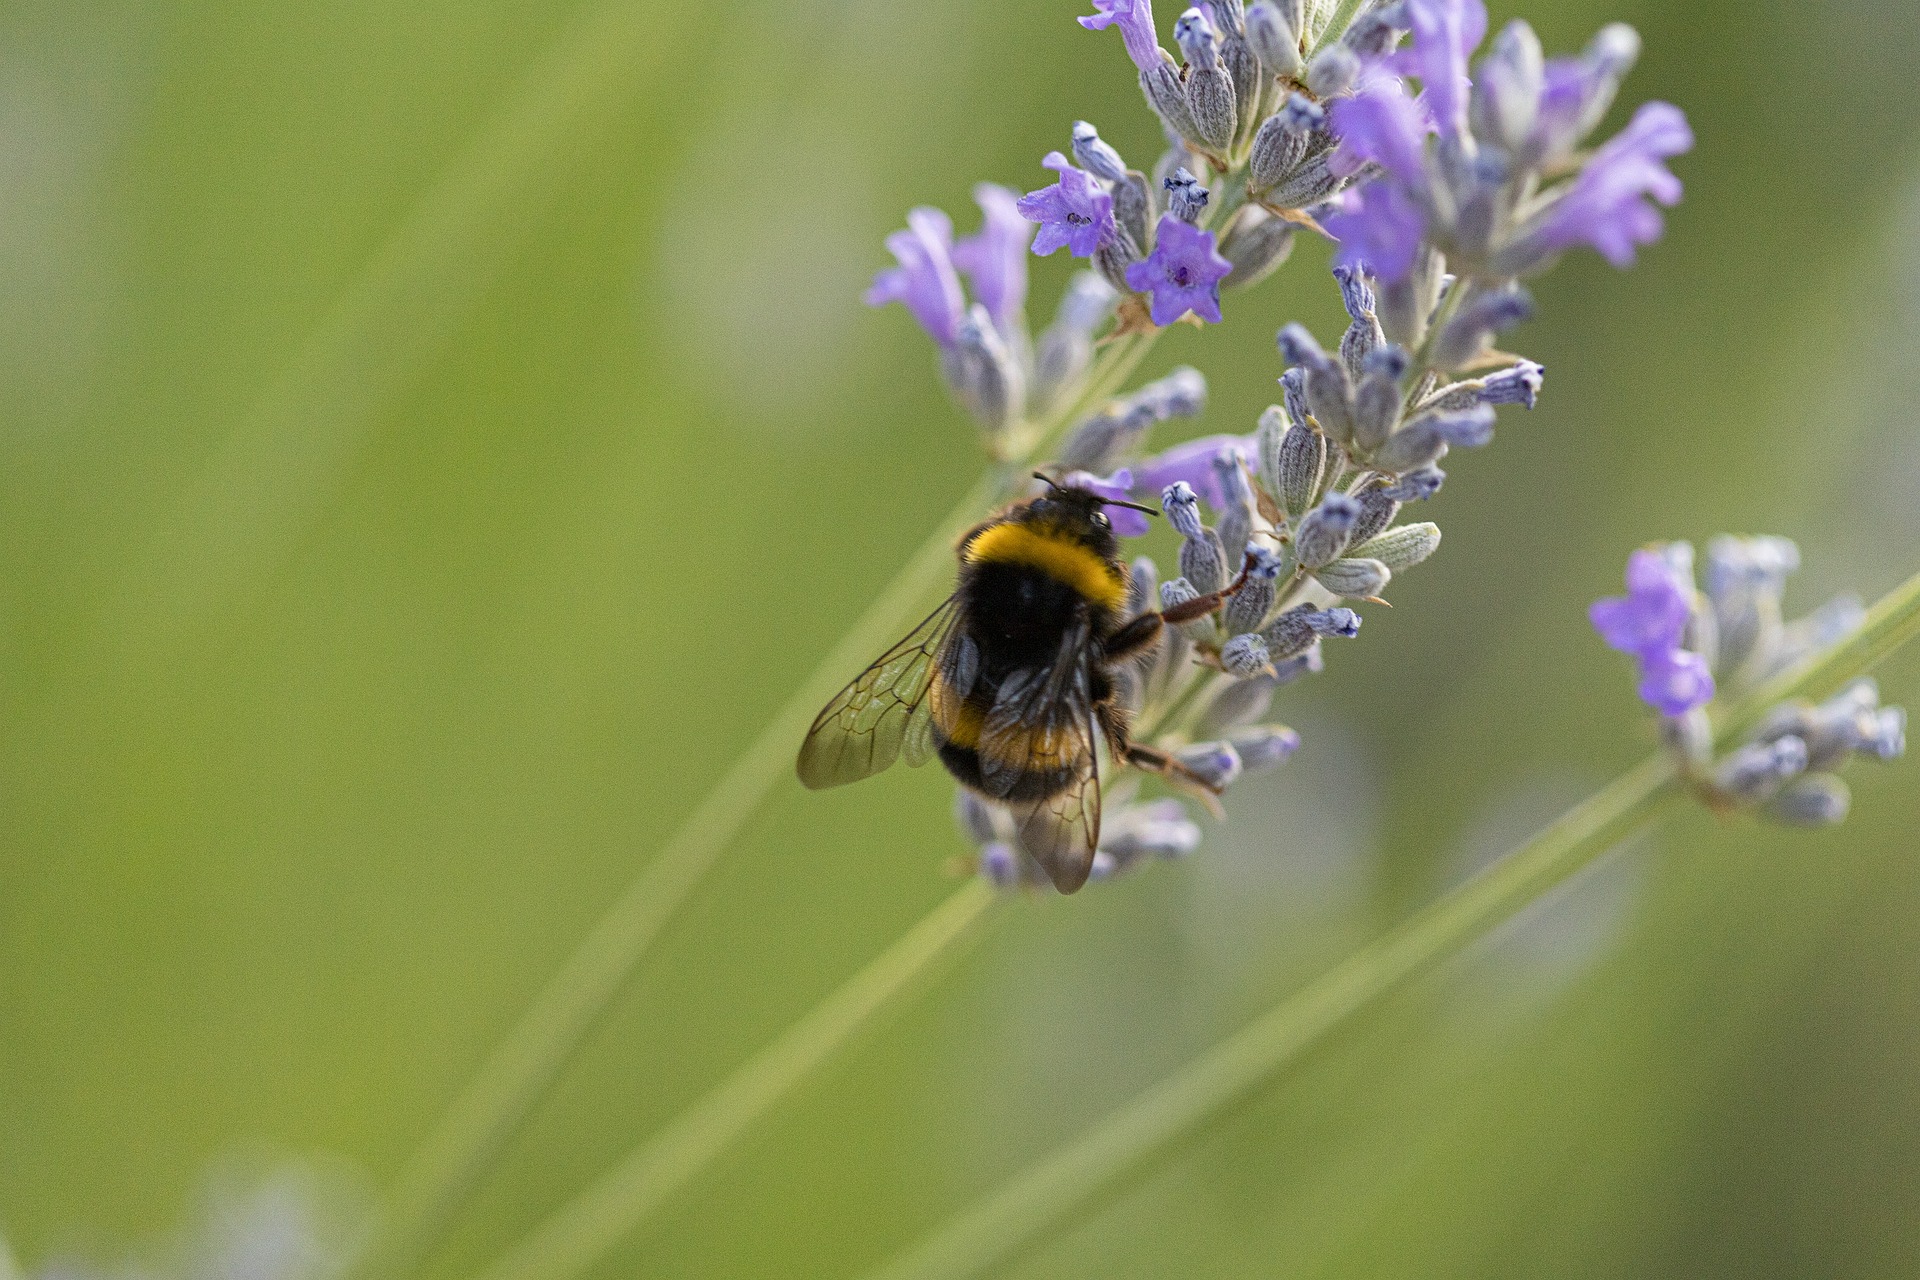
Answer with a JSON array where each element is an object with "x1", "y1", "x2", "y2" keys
[
  {"x1": 866, "y1": 207, "x2": 967, "y2": 348},
  {"x1": 1637, "y1": 648, "x2": 1715, "y2": 718},
  {"x1": 1591, "y1": 549, "x2": 1691, "y2": 656},
  {"x1": 950, "y1": 184, "x2": 1034, "y2": 336},
  {"x1": 1079, "y1": 0, "x2": 1163, "y2": 72},
  {"x1": 1591, "y1": 548, "x2": 1714, "y2": 717},
  {"x1": 1124, "y1": 215, "x2": 1233, "y2": 326},
  {"x1": 1526, "y1": 102, "x2": 1693, "y2": 267},
  {"x1": 1322, "y1": 180, "x2": 1427, "y2": 283},
  {"x1": 1060, "y1": 467, "x2": 1153, "y2": 537},
  {"x1": 1387, "y1": 0, "x2": 1488, "y2": 140},
  {"x1": 1018, "y1": 152, "x2": 1117, "y2": 259},
  {"x1": 1329, "y1": 76, "x2": 1430, "y2": 185},
  {"x1": 1130, "y1": 432, "x2": 1260, "y2": 509}
]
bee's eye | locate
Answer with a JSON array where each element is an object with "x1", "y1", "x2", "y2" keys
[{"x1": 1091, "y1": 511, "x2": 1111, "y2": 530}]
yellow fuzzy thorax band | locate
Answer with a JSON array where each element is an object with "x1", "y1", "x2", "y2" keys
[{"x1": 965, "y1": 520, "x2": 1128, "y2": 611}]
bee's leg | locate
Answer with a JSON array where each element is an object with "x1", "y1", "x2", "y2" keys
[
  {"x1": 1123, "y1": 740, "x2": 1227, "y2": 818},
  {"x1": 1102, "y1": 611, "x2": 1165, "y2": 663},
  {"x1": 1156, "y1": 550, "x2": 1262, "y2": 625}
]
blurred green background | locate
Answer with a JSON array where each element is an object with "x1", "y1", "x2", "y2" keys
[{"x1": 6, "y1": 0, "x2": 1920, "y2": 1275}]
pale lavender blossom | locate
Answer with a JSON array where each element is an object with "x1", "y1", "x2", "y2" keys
[
  {"x1": 1124, "y1": 215, "x2": 1232, "y2": 326},
  {"x1": 1387, "y1": 0, "x2": 1488, "y2": 139},
  {"x1": 1323, "y1": 180, "x2": 1427, "y2": 282},
  {"x1": 950, "y1": 183, "x2": 1034, "y2": 335},
  {"x1": 1131, "y1": 432, "x2": 1259, "y2": 508},
  {"x1": 1018, "y1": 152, "x2": 1117, "y2": 259},
  {"x1": 866, "y1": 207, "x2": 966, "y2": 347},
  {"x1": 1589, "y1": 548, "x2": 1691, "y2": 657},
  {"x1": 1525, "y1": 102, "x2": 1693, "y2": 268},
  {"x1": 1329, "y1": 76, "x2": 1429, "y2": 185},
  {"x1": 1637, "y1": 648, "x2": 1714, "y2": 718},
  {"x1": 1079, "y1": 0, "x2": 1163, "y2": 72},
  {"x1": 1529, "y1": 25, "x2": 1643, "y2": 164}
]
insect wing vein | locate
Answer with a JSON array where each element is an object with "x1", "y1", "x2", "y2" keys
[{"x1": 795, "y1": 598, "x2": 960, "y2": 789}]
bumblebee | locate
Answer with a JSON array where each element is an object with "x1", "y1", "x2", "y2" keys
[{"x1": 797, "y1": 476, "x2": 1250, "y2": 893}]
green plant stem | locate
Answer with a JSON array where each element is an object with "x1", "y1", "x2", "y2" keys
[
  {"x1": 473, "y1": 879, "x2": 1000, "y2": 1280},
  {"x1": 859, "y1": 564, "x2": 1920, "y2": 1280},
  {"x1": 358, "y1": 331, "x2": 1163, "y2": 1280},
  {"x1": 859, "y1": 754, "x2": 1683, "y2": 1280},
  {"x1": 1716, "y1": 566, "x2": 1920, "y2": 744},
  {"x1": 1310, "y1": 0, "x2": 1372, "y2": 53}
]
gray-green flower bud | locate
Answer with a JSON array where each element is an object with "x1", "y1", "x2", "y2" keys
[
  {"x1": 943, "y1": 304, "x2": 1025, "y2": 434},
  {"x1": 1248, "y1": 94, "x2": 1321, "y2": 191},
  {"x1": 1219, "y1": 633, "x2": 1272, "y2": 680},
  {"x1": 1352, "y1": 522, "x2": 1441, "y2": 572},
  {"x1": 1294, "y1": 492, "x2": 1360, "y2": 568},
  {"x1": 1244, "y1": 1, "x2": 1304, "y2": 79},
  {"x1": 1220, "y1": 207, "x2": 1296, "y2": 288},
  {"x1": 1764, "y1": 773, "x2": 1851, "y2": 828},
  {"x1": 1306, "y1": 43, "x2": 1359, "y2": 97},
  {"x1": 1161, "y1": 577, "x2": 1217, "y2": 644},
  {"x1": 1351, "y1": 345, "x2": 1408, "y2": 453},
  {"x1": 1313, "y1": 557, "x2": 1391, "y2": 599},
  {"x1": 1141, "y1": 58, "x2": 1201, "y2": 145},
  {"x1": 1274, "y1": 404, "x2": 1325, "y2": 519},
  {"x1": 1345, "y1": 481, "x2": 1399, "y2": 547}
]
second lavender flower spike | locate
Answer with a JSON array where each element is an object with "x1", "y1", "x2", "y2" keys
[{"x1": 1590, "y1": 537, "x2": 1906, "y2": 826}]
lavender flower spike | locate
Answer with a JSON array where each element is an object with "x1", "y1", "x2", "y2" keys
[
  {"x1": 1520, "y1": 102, "x2": 1693, "y2": 269},
  {"x1": 1125, "y1": 215, "x2": 1233, "y2": 326},
  {"x1": 866, "y1": 207, "x2": 966, "y2": 347},
  {"x1": 1018, "y1": 152, "x2": 1117, "y2": 260},
  {"x1": 1589, "y1": 548, "x2": 1691, "y2": 657},
  {"x1": 951, "y1": 184, "x2": 1034, "y2": 336},
  {"x1": 1080, "y1": 0, "x2": 1163, "y2": 72}
]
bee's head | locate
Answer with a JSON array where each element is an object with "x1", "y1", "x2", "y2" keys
[{"x1": 1025, "y1": 471, "x2": 1159, "y2": 551}]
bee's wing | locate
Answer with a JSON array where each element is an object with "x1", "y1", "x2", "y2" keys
[
  {"x1": 796, "y1": 597, "x2": 961, "y2": 790},
  {"x1": 979, "y1": 622, "x2": 1102, "y2": 894}
]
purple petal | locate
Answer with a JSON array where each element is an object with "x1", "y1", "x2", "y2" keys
[
  {"x1": 1532, "y1": 102, "x2": 1692, "y2": 268},
  {"x1": 1131, "y1": 433, "x2": 1260, "y2": 509},
  {"x1": 1322, "y1": 179, "x2": 1428, "y2": 284},
  {"x1": 951, "y1": 183, "x2": 1033, "y2": 335},
  {"x1": 1637, "y1": 647, "x2": 1715, "y2": 717},
  {"x1": 1061, "y1": 467, "x2": 1152, "y2": 536},
  {"x1": 1079, "y1": 0, "x2": 1162, "y2": 72},
  {"x1": 1387, "y1": 0, "x2": 1488, "y2": 140},
  {"x1": 1017, "y1": 152, "x2": 1116, "y2": 260},
  {"x1": 864, "y1": 206, "x2": 965, "y2": 347},
  {"x1": 1589, "y1": 547, "x2": 1691, "y2": 656},
  {"x1": 1328, "y1": 75, "x2": 1430, "y2": 186},
  {"x1": 1124, "y1": 215, "x2": 1233, "y2": 327}
]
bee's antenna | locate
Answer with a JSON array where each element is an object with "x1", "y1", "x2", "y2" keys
[
  {"x1": 1032, "y1": 471, "x2": 1062, "y2": 492},
  {"x1": 1102, "y1": 496, "x2": 1161, "y2": 517}
]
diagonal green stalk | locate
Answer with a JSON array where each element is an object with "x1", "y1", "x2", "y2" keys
[
  {"x1": 860, "y1": 566, "x2": 1920, "y2": 1280},
  {"x1": 358, "y1": 330, "x2": 1163, "y2": 1280},
  {"x1": 471, "y1": 880, "x2": 1000, "y2": 1280}
]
